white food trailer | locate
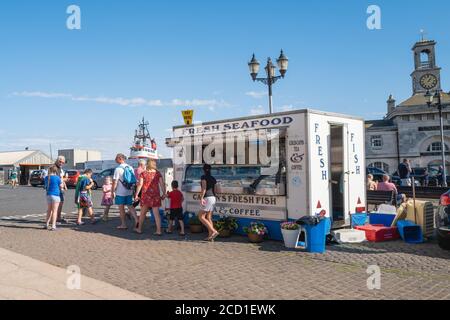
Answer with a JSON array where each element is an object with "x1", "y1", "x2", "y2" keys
[{"x1": 166, "y1": 109, "x2": 366, "y2": 240}]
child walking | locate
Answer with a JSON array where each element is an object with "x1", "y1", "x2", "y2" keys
[
  {"x1": 101, "y1": 176, "x2": 113, "y2": 221},
  {"x1": 75, "y1": 169, "x2": 97, "y2": 225},
  {"x1": 44, "y1": 166, "x2": 64, "y2": 231},
  {"x1": 166, "y1": 180, "x2": 185, "y2": 236}
]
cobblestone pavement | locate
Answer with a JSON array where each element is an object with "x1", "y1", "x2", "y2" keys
[
  {"x1": 0, "y1": 186, "x2": 449, "y2": 300},
  {"x1": 0, "y1": 215, "x2": 449, "y2": 300}
]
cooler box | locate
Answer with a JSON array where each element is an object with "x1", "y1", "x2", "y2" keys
[
  {"x1": 301, "y1": 218, "x2": 330, "y2": 253},
  {"x1": 355, "y1": 224, "x2": 400, "y2": 242},
  {"x1": 350, "y1": 213, "x2": 368, "y2": 228},
  {"x1": 332, "y1": 229, "x2": 366, "y2": 243},
  {"x1": 369, "y1": 213, "x2": 396, "y2": 227},
  {"x1": 397, "y1": 220, "x2": 423, "y2": 244}
]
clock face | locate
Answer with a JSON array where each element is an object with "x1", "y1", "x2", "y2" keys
[{"x1": 420, "y1": 74, "x2": 438, "y2": 90}]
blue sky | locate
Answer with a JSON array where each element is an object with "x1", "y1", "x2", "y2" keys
[{"x1": 1, "y1": 0, "x2": 450, "y2": 159}]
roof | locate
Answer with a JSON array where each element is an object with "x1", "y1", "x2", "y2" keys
[
  {"x1": 172, "y1": 108, "x2": 364, "y2": 130},
  {"x1": 0, "y1": 150, "x2": 52, "y2": 166},
  {"x1": 398, "y1": 92, "x2": 450, "y2": 107},
  {"x1": 0, "y1": 150, "x2": 37, "y2": 166},
  {"x1": 365, "y1": 119, "x2": 396, "y2": 129}
]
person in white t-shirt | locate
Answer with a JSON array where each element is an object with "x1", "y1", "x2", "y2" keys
[{"x1": 112, "y1": 153, "x2": 138, "y2": 230}]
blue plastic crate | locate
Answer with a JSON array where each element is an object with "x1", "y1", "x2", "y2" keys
[
  {"x1": 397, "y1": 220, "x2": 423, "y2": 244},
  {"x1": 369, "y1": 213, "x2": 396, "y2": 227},
  {"x1": 351, "y1": 213, "x2": 368, "y2": 227}
]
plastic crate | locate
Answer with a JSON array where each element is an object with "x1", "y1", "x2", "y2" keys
[
  {"x1": 397, "y1": 220, "x2": 423, "y2": 244},
  {"x1": 369, "y1": 213, "x2": 396, "y2": 227},
  {"x1": 332, "y1": 229, "x2": 366, "y2": 243},
  {"x1": 355, "y1": 224, "x2": 400, "y2": 242},
  {"x1": 350, "y1": 213, "x2": 368, "y2": 228}
]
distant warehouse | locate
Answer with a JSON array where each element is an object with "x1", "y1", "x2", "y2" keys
[
  {"x1": 0, "y1": 150, "x2": 52, "y2": 185},
  {"x1": 58, "y1": 149, "x2": 102, "y2": 170}
]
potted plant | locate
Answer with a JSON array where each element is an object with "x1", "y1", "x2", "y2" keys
[
  {"x1": 243, "y1": 222, "x2": 268, "y2": 243},
  {"x1": 214, "y1": 216, "x2": 238, "y2": 238},
  {"x1": 189, "y1": 216, "x2": 203, "y2": 234},
  {"x1": 280, "y1": 221, "x2": 301, "y2": 248}
]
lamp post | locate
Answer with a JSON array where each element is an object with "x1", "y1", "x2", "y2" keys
[
  {"x1": 425, "y1": 89, "x2": 448, "y2": 187},
  {"x1": 248, "y1": 50, "x2": 289, "y2": 114}
]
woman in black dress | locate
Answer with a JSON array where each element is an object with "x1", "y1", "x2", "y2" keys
[{"x1": 198, "y1": 164, "x2": 219, "y2": 241}]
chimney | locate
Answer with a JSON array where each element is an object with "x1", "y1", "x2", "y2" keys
[{"x1": 387, "y1": 94, "x2": 396, "y2": 115}]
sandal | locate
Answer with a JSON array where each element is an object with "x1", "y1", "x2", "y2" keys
[
  {"x1": 134, "y1": 229, "x2": 143, "y2": 234},
  {"x1": 211, "y1": 231, "x2": 220, "y2": 240},
  {"x1": 153, "y1": 232, "x2": 162, "y2": 236},
  {"x1": 76, "y1": 221, "x2": 85, "y2": 226},
  {"x1": 116, "y1": 226, "x2": 128, "y2": 230}
]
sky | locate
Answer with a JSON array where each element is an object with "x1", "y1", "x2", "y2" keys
[{"x1": 1, "y1": 0, "x2": 450, "y2": 159}]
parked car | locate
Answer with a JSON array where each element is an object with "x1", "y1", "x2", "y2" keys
[
  {"x1": 436, "y1": 189, "x2": 450, "y2": 250},
  {"x1": 92, "y1": 168, "x2": 115, "y2": 190},
  {"x1": 30, "y1": 170, "x2": 45, "y2": 187},
  {"x1": 392, "y1": 167, "x2": 448, "y2": 187},
  {"x1": 65, "y1": 170, "x2": 81, "y2": 188},
  {"x1": 391, "y1": 169, "x2": 422, "y2": 187},
  {"x1": 366, "y1": 167, "x2": 387, "y2": 183}
]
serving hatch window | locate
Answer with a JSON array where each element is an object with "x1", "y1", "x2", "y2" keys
[{"x1": 181, "y1": 128, "x2": 287, "y2": 196}]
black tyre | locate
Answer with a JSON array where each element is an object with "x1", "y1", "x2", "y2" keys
[{"x1": 92, "y1": 181, "x2": 98, "y2": 190}]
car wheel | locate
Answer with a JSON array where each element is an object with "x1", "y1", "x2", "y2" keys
[{"x1": 92, "y1": 181, "x2": 98, "y2": 190}]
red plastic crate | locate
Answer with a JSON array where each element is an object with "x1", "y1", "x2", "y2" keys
[{"x1": 355, "y1": 224, "x2": 400, "y2": 242}]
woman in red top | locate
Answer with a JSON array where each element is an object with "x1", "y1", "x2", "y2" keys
[{"x1": 134, "y1": 159, "x2": 166, "y2": 235}]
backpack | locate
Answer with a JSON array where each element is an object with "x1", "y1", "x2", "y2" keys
[{"x1": 120, "y1": 165, "x2": 137, "y2": 190}]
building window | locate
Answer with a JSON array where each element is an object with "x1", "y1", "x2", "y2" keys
[
  {"x1": 427, "y1": 114, "x2": 435, "y2": 121},
  {"x1": 413, "y1": 115, "x2": 422, "y2": 121},
  {"x1": 370, "y1": 135, "x2": 383, "y2": 149},
  {"x1": 427, "y1": 142, "x2": 449, "y2": 152},
  {"x1": 369, "y1": 162, "x2": 390, "y2": 173}
]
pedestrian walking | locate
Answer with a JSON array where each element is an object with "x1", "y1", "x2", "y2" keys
[
  {"x1": 166, "y1": 180, "x2": 185, "y2": 236},
  {"x1": 75, "y1": 169, "x2": 97, "y2": 225},
  {"x1": 112, "y1": 154, "x2": 139, "y2": 230},
  {"x1": 45, "y1": 156, "x2": 69, "y2": 223},
  {"x1": 132, "y1": 159, "x2": 146, "y2": 208},
  {"x1": 198, "y1": 164, "x2": 219, "y2": 241},
  {"x1": 423, "y1": 168, "x2": 430, "y2": 187},
  {"x1": 438, "y1": 165, "x2": 445, "y2": 187},
  {"x1": 398, "y1": 159, "x2": 412, "y2": 187},
  {"x1": 101, "y1": 176, "x2": 113, "y2": 222},
  {"x1": 134, "y1": 159, "x2": 166, "y2": 235},
  {"x1": 10, "y1": 168, "x2": 18, "y2": 189},
  {"x1": 44, "y1": 166, "x2": 63, "y2": 231}
]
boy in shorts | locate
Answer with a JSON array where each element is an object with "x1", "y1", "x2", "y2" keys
[
  {"x1": 75, "y1": 169, "x2": 97, "y2": 225},
  {"x1": 166, "y1": 180, "x2": 185, "y2": 236}
]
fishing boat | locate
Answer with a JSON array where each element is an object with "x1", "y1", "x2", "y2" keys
[{"x1": 129, "y1": 117, "x2": 158, "y2": 159}]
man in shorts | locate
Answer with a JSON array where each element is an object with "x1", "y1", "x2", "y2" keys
[{"x1": 112, "y1": 153, "x2": 138, "y2": 230}]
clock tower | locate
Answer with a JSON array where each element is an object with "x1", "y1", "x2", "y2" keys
[{"x1": 411, "y1": 39, "x2": 441, "y2": 94}]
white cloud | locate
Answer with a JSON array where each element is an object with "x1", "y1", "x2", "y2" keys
[
  {"x1": 245, "y1": 91, "x2": 266, "y2": 99},
  {"x1": 250, "y1": 105, "x2": 266, "y2": 116},
  {"x1": 12, "y1": 91, "x2": 229, "y2": 109},
  {"x1": 279, "y1": 105, "x2": 296, "y2": 112}
]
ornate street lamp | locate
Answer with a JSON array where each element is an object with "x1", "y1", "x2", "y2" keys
[
  {"x1": 248, "y1": 50, "x2": 289, "y2": 114},
  {"x1": 425, "y1": 89, "x2": 448, "y2": 187}
]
